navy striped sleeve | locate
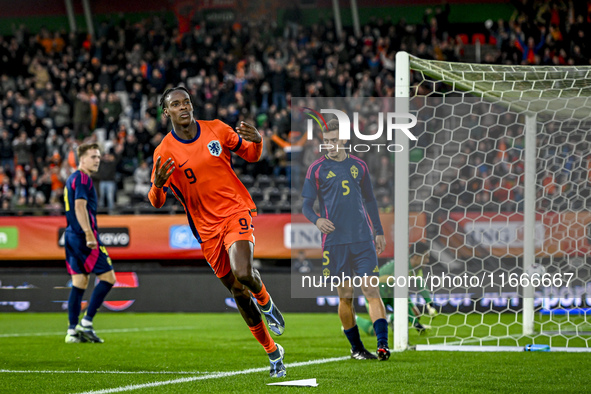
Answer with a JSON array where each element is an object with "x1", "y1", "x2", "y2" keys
[{"x1": 230, "y1": 135, "x2": 243, "y2": 152}]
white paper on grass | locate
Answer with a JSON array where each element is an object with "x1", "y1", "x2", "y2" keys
[{"x1": 267, "y1": 378, "x2": 318, "y2": 387}]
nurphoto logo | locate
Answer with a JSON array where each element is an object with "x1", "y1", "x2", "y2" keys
[{"x1": 304, "y1": 107, "x2": 417, "y2": 153}]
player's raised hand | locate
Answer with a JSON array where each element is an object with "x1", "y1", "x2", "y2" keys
[
  {"x1": 375, "y1": 235, "x2": 386, "y2": 255},
  {"x1": 236, "y1": 121, "x2": 262, "y2": 143},
  {"x1": 316, "y1": 218, "x2": 335, "y2": 234},
  {"x1": 153, "y1": 156, "x2": 175, "y2": 188}
]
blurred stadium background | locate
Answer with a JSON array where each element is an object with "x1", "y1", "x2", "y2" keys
[
  {"x1": 1, "y1": 0, "x2": 591, "y2": 390},
  {"x1": 0, "y1": 0, "x2": 534, "y2": 304}
]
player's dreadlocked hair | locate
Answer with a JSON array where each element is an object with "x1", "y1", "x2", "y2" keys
[{"x1": 159, "y1": 86, "x2": 192, "y2": 110}]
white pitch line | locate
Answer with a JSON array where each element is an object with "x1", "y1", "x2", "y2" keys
[
  {"x1": 0, "y1": 370, "x2": 209, "y2": 375},
  {"x1": 75, "y1": 356, "x2": 350, "y2": 394},
  {"x1": 422, "y1": 334, "x2": 525, "y2": 347},
  {"x1": 0, "y1": 326, "x2": 198, "y2": 338}
]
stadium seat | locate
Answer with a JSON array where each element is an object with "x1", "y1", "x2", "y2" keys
[
  {"x1": 274, "y1": 175, "x2": 289, "y2": 189},
  {"x1": 249, "y1": 187, "x2": 264, "y2": 202},
  {"x1": 457, "y1": 33, "x2": 469, "y2": 45},
  {"x1": 240, "y1": 174, "x2": 254, "y2": 189},
  {"x1": 290, "y1": 189, "x2": 301, "y2": 205},
  {"x1": 472, "y1": 33, "x2": 486, "y2": 45},
  {"x1": 280, "y1": 187, "x2": 291, "y2": 202},
  {"x1": 257, "y1": 200, "x2": 275, "y2": 214},
  {"x1": 266, "y1": 187, "x2": 283, "y2": 203},
  {"x1": 256, "y1": 174, "x2": 273, "y2": 189},
  {"x1": 276, "y1": 200, "x2": 291, "y2": 213}
]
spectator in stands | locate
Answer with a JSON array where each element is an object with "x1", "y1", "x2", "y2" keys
[
  {"x1": 51, "y1": 93, "x2": 71, "y2": 133},
  {"x1": 28, "y1": 59, "x2": 50, "y2": 91},
  {"x1": 60, "y1": 131, "x2": 78, "y2": 169},
  {"x1": 129, "y1": 82, "x2": 143, "y2": 122},
  {"x1": 0, "y1": 129, "x2": 14, "y2": 174},
  {"x1": 73, "y1": 90, "x2": 91, "y2": 139},
  {"x1": 100, "y1": 92, "x2": 123, "y2": 136},
  {"x1": 95, "y1": 147, "x2": 121, "y2": 211},
  {"x1": 12, "y1": 165, "x2": 28, "y2": 204},
  {"x1": 133, "y1": 160, "x2": 151, "y2": 198},
  {"x1": 0, "y1": 0, "x2": 588, "y2": 215},
  {"x1": 12, "y1": 131, "x2": 32, "y2": 169},
  {"x1": 30, "y1": 127, "x2": 47, "y2": 170},
  {"x1": 1, "y1": 173, "x2": 13, "y2": 204},
  {"x1": 33, "y1": 166, "x2": 52, "y2": 206},
  {"x1": 120, "y1": 133, "x2": 139, "y2": 176},
  {"x1": 515, "y1": 29, "x2": 547, "y2": 64}
]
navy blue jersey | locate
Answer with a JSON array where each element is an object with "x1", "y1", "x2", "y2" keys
[
  {"x1": 302, "y1": 154, "x2": 379, "y2": 247},
  {"x1": 64, "y1": 170, "x2": 98, "y2": 236}
]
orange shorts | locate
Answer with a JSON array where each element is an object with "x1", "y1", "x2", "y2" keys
[{"x1": 201, "y1": 211, "x2": 255, "y2": 278}]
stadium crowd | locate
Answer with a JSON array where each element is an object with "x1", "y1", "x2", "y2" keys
[
  {"x1": 0, "y1": 0, "x2": 590, "y2": 215},
  {"x1": 488, "y1": 0, "x2": 591, "y2": 66}
]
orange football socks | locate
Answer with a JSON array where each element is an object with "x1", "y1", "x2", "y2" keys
[
  {"x1": 252, "y1": 283, "x2": 271, "y2": 307},
  {"x1": 249, "y1": 321, "x2": 277, "y2": 353}
]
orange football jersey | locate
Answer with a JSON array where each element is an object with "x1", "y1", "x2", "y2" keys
[{"x1": 149, "y1": 120, "x2": 262, "y2": 242}]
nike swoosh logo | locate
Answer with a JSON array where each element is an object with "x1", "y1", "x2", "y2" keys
[
  {"x1": 239, "y1": 231, "x2": 249, "y2": 235},
  {"x1": 179, "y1": 160, "x2": 189, "y2": 168}
]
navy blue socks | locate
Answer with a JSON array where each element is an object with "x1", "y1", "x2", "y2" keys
[
  {"x1": 84, "y1": 281, "x2": 113, "y2": 321},
  {"x1": 68, "y1": 286, "x2": 85, "y2": 328},
  {"x1": 373, "y1": 318, "x2": 389, "y2": 348},
  {"x1": 344, "y1": 325, "x2": 365, "y2": 351}
]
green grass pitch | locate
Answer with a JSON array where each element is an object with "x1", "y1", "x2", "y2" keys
[{"x1": 1, "y1": 312, "x2": 590, "y2": 393}]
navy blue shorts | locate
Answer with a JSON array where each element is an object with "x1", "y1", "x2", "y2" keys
[
  {"x1": 65, "y1": 231, "x2": 113, "y2": 275},
  {"x1": 322, "y1": 241, "x2": 379, "y2": 278}
]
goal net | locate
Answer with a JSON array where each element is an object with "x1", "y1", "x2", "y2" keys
[{"x1": 395, "y1": 52, "x2": 591, "y2": 351}]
